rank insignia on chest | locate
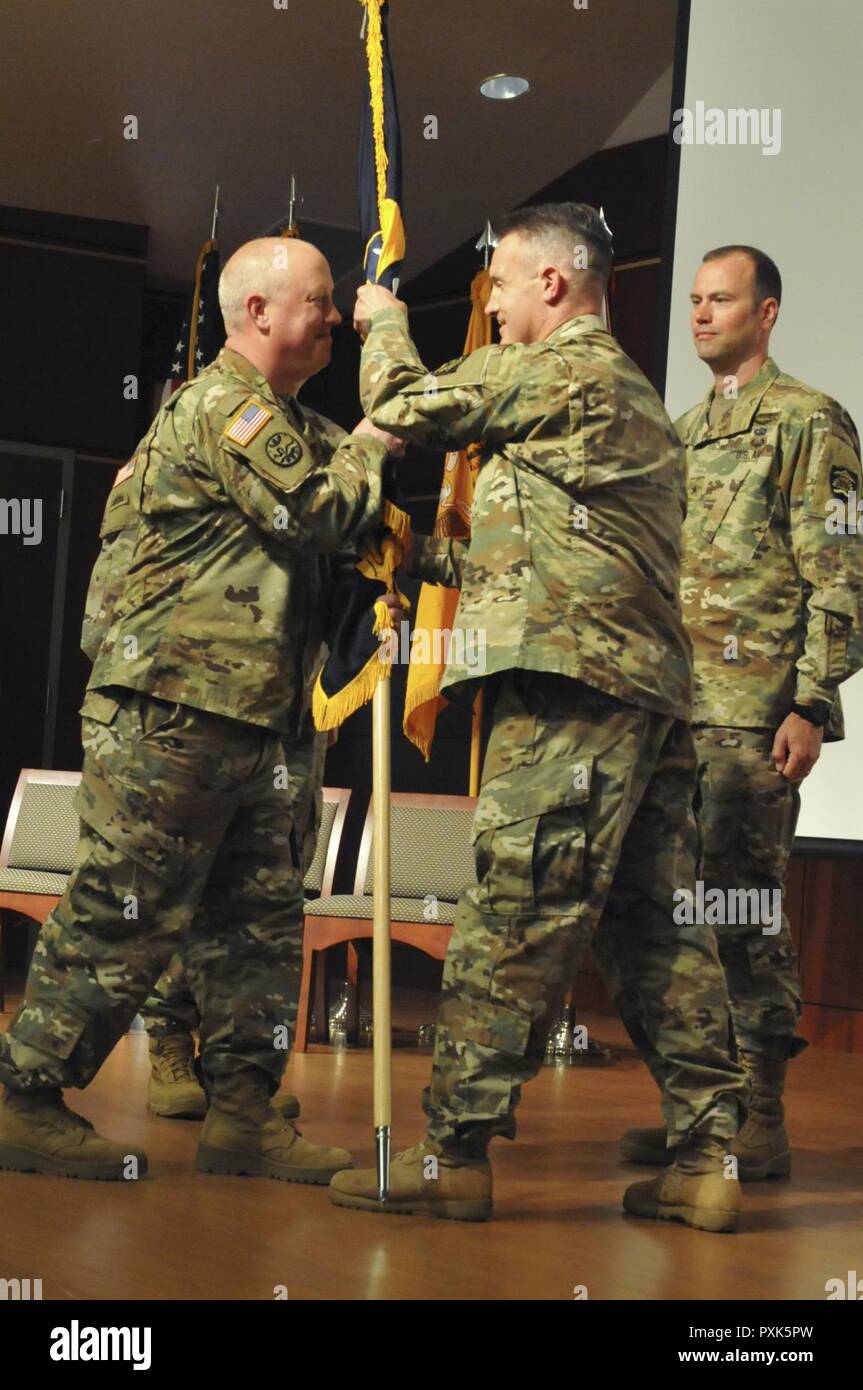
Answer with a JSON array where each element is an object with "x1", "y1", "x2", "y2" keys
[
  {"x1": 830, "y1": 465, "x2": 857, "y2": 500},
  {"x1": 224, "y1": 399, "x2": 273, "y2": 446},
  {"x1": 265, "y1": 432, "x2": 304, "y2": 467}
]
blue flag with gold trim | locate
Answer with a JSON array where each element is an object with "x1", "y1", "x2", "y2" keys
[
  {"x1": 358, "y1": 0, "x2": 405, "y2": 292},
  {"x1": 312, "y1": 0, "x2": 410, "y2": 732}
]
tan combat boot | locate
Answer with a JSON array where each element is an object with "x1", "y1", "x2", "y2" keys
[
  {"x1": 620, "y1": 1053, "x2": 791, "y2": 1180},
  {"x1": 619, "y1": 1125, "x2": 671, "y2": 1166},
  {"x1": 731, "y1": 1052, "x2": 791, "y2": 1180},
  {"x1": 0, "y1": 1085, "x2": 148, "y2": 1181},
  {"x1": 147, "y1": 1034, "x2": 207, "y2": 1119},
  {"x1": 272, "y1": 1091, "x2": 301, "y2": 1121},
  {"x1": 329, "y1": 1140, "x2": 493, "y2": 1221},
  {"x1": 623, "y1": 1132, "x2": 741, "y2": 1233},
  {"x1": 195, "y1": 1070, "x2": 349, "y2": 1184}
]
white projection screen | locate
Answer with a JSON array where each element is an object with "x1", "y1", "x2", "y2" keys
[{"x1": 664, "y1": 0, "x2": 863, "y2": 847}]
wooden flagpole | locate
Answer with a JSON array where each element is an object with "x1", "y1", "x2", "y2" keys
[
  {"x1": 362, "y1": 0, "x2": 394, "y2": 1204},
  {"x1": 372, "y1": 676, "x2": 392, "y2": 1199}
]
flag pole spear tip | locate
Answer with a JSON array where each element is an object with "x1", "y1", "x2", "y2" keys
[
  {"x1": 211, "y1": 184, "x2": 220, "y2": 241},
  {"x1": 475, "y1": 219, "x2": 495, "y2": 269}
]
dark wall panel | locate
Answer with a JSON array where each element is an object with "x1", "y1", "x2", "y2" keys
[
  {"x1": 53, "y1": 459, "x2": 119, "y2": 773},
  {"x1": 0, "y1": 452, "x2": 64, "y2": 814},
  {"x1": 0, "y1": 206, "x2": 148, "y2": 825},
  {"x1": 610, "y1": 260, "x2": 661, "y2": 384},
  {"x1": 0, "y1": 245, "x2": 144, "y2": 455},
  {"x1": 0, "y1": 205, "x2": 147, "y2": 457}
]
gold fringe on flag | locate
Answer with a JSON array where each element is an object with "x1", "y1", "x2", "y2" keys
[
  {"x1": 311, "y1": 499, "x2": 412, "y2": 731},
  {"x1": 312, "y1": 598, "x2": 395, "y2": 732},
  {"x1": 362, "y1": 0, "x2": 388, "y2": 212},
  {"x1": 360, "y1": 0, "x2": 405, "y2": 282},
  {"x1": 403, "y1": 268, "x2": 492, "y2": 761}
]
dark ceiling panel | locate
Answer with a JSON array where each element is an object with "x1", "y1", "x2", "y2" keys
[{"x1": 0, "y1": 0, "x2": 676, "y2": 289}]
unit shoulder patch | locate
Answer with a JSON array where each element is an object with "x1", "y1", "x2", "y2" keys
[
  {"x1": 830, "y1": 465, "x2": 858, "y2": 500},
  {"x1": 265, "y1": 431, "x2": 305, "y2": 468}
]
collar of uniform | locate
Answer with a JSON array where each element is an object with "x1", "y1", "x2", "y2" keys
[
  {"x1": 545, "y1": 313, "x2": 608, "y2": 344},
  {"x1": 215, "y1": 346, "x2": 282, "y2": 414},
  {"x1": 692, "y1": 356, "x2": 781, "y2": 445}
]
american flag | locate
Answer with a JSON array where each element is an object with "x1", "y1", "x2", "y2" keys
[
  {"x1": 224, "y1": 401, "x2": 272, "y2": 446},
  {"x1": 159, "y1": 238, "x2": 225, "y2": 405}
]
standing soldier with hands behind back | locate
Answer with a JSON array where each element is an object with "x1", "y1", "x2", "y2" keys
[{"x1": 617, "y1": 245, "x2": 863, "y2": 1180}]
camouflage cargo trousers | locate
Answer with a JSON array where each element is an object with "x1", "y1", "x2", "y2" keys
[
  {"x1": 692, "y1": 727, "x2": 803, "y2": 1059},
  {"x1": 676, "y1": 727, "x2": 800, "y2": 1059},
  {"x1": 597, "y1": 726, "x2": 805, "y2": 1078},
  {"x1": 141, "y1": 955, "x2": 198, "y2": 1040},
  {"x1": 423, "y1": 672, "x2": 749, "y2": 1159},
  {"x1": 0, "y1": 687, "x2": 324, "y2": 1101},
  {"x1": 139, "y1": 741, "x2": 324, "y2": 1044}
]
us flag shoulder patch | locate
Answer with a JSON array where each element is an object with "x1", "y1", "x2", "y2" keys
[
  {"x1": 112, "y1": 460, "x2": 135, "y2": 488},
  {"x1": 224, "y1": 399, "x2": 273, "y2": 446}
]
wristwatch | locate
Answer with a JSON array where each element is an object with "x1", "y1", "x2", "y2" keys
[{"x1": 789, "y1": 701, "x2": 831, "y2": 727}]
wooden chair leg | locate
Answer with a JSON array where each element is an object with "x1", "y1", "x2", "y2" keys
[
  {"x1": 294, "y1": 938, "x2": 315, "y2": 1054},
  {"x1": 24, "y1": 919, "x2": 39, "y2": 978},
  {"x1": 345, "y1": 941, "x2": 360, "y2": 1043},
  {"x1": 346, "y1": 941, "x2": 359, "y2": 989},
  {"x1": 312, "y1": 950, "x2": 328, "y2": 1043}
]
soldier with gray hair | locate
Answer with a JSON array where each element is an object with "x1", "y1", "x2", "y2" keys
[
  {"x1": 0, "y1": 236, "x2": 403, "y2": 1184},
  {"x1": 330, "y1": 202, "x2": 750, "y2": 1231}
]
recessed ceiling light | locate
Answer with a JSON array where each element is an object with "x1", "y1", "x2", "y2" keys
[{"x1": 480, "y1": 74, "x2": 530, "y2": 100}]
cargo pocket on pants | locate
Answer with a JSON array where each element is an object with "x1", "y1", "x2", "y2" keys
[
  {"x1": 459, "y1": 999, "x2": 533, "y2": 1059},
  {"x1": 471, "y1": 757, "x2": 593, "y2": 915},
  {"x1": 74, "y1": 774, "x2": 198, "y2": 886},
  {"x1": 11, "y1": 1000, "x2": 90, "y2": 1063}
]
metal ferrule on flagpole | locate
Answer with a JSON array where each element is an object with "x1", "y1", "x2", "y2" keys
[
  {"x1": 375, "y1": 1125, "x2": 391, "y2": 1204},
  {"x1": 372, "y1": 676, "x2": 392, "y2": 1202}
]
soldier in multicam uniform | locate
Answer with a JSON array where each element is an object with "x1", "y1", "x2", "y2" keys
[
  {"x1": 614, "y1": 245, "x2": 863, "y2": 1180},
  {"x1": 0, "y1": 237, "x2": 403, "y2": 1183},
  {"x1": 81, "y1": 454, "x2": 210, "y2": 1121},
  {"x1": 329, "y1": 203, "x2": 750, "y2": 1232},
  {"x1": 82, "y1": 400, "x2": 332, "y2": 1125}
]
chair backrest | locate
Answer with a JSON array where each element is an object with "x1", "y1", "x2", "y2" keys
[
  {"x1": 0, "y1": 770, "x2": 82, "y2": 874},
  {"x1": 354, "y1": 792, "x2": 477, "y2": 901},
  {"x1": 0, "y1": 770, "x2": 349, "y2": 896},
  {"x1": 303, "y1": 787, "x2": 351, "y2": 897}
]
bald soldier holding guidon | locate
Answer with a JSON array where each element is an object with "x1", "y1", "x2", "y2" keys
[
  {"x1": 329, "y1": 202, "x2": 751, "y2": 1232},
  {"x1": 0, "y1": 238, "x2": 404, "y2": 1184}
]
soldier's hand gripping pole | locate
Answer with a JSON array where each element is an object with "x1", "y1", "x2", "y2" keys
[{"x1": 372, "y1": 677, "x2": 392, "y2": 1201}]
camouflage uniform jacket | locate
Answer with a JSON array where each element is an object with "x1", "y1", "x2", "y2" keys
[
  {"x1": 86, "y1": 346, "x2": 387, "y2": 734},
  {"x1": 361, "y1": 309, "x2": 693, "y2": 719},
  {"x1": 677, "y1": 358, "x2": 863, "y2": 737}
]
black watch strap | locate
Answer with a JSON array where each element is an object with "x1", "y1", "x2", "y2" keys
[{"x1": 790, "y1": 701, "x2": 831, "y2": 727}]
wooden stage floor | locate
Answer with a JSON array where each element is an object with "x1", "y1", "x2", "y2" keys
[{"x1": 1, "y1": 1001, "x2": 861, "y2": 1302}]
